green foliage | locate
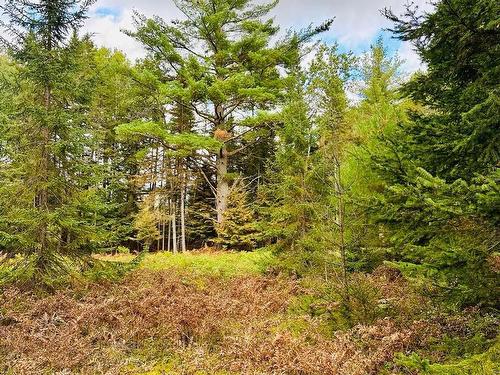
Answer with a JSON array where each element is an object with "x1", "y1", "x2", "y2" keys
[
  {"x1": 340, "y1": 39, "x2": 409, "y2": 273},
  {"x1": 261, "y1": 44, "x2": 353, "y2": 278},
  {"x1": 214, "y1": 181, "x2": 258, "y2": 251},
  {"x1": 0, "y1": 9, "x2": 497, "y2": 375},
  {"x1": 134, "y1": 195, "x2": 161, "y2": 248},
  {"x1": 385, "y1": 0, "x2": 499, "y2": 179},
  {"x1": 0, "y1": 250, "x2": 146, "y2": 288},
  {"x1": 0, "y1": 0, "x2": 95, "y2": 50},
  {"x1": 261, "y1": 70, "x2": 323, "y2": 270},
  {"x1": 116, "y1": 121, "x2": 222, "y2": 154},
  {"x1": 0, "y1": 1, "x2": 108, "y2": 284},
  {"x1": 374, "y1": 0, "x2": 500, "y2": 307},
  {"x1": 395, "y1": 340, "x2": 500, "y2": 375},
  {"x1": 88, "y1": 49, "x2": 167, "y2": 253},
  {"x1": 124, "y1": 0, "x2": 331, "y2": 237},
  {"x1": 377, "y1": 168, "x2": 498, "y2": 305},
  {"x1": 83, "y1": 251, "x2": 146, "y2": 283}
]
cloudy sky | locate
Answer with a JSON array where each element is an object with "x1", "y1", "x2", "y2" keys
[{"x1": 3, "y1": 0, "x2": 432, "y2": 73}]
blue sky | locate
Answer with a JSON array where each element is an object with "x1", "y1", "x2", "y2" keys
[
  {"x1": 93, "y1": 7, "x2": 121, "y2": 20},
  {"x1": 81, "y1": 0, "x2": 432, "y2": 73}
]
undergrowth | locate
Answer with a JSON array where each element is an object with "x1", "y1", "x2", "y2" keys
[
  {"x1": 0, "y1": 251, "x2": 146, "y2": 290},
  {"x1": 1, "y1": 251, "x2": 498, "y2": 374}
]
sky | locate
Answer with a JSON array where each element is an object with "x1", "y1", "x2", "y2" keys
[
  {"x1": 0, "y1": 0, "x2": 432, "y2": 73},
  {"x1": 80, "y1": 0, "x2": 433, "y2": 74}
]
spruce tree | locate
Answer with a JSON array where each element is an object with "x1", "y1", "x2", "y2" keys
[
  {"x1": 378, "y1": 0, "x2": 500, "y2": 306},
  {"x1": 215, "y1": 179, "x2": 258, "y2": 251},
  {"x1": 0, "y1": 0, "x2": 101, "y2": 283},
  {"x1": 384, "y1": 0, "x2": 499, "y2": 179},
  {"x1": 263, "y1": 45, "x2": 351, "y2": 274},
  {"x1": 264, "y1": 70, "x2": 316, "y2": 256},
  {"x1": 343, "y1": 40, "x2": 408, "y2": 271},
  {"x1": 308, "y1": 44, "x2": 352, "y2": 289}
]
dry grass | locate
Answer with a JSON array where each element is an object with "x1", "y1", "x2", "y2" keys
[
  {"x1": 1, "y1": 271, "x2": 291, "y2": 374},
  {"x1": 0, "y1": 265, "x2": 441, "y2": 375}
]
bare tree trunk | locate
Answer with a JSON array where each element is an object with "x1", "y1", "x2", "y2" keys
[
  {"x1": 162, "y1": 215, "x2": 166, "y2": 252},
  {"x1": 156, "y1": 217, "x2": 160, "y2": 252},
  {"x1": 172, "y1": 198, "x2": 178, "y2": 254},
  {"x1": 152, "y1": 147, "x2": 158, "y2": 190},
  {"x1": 216, "y1": 146, "x2": 229, "y2": 226},
  {"x1": 167, "y1": 199, "x2": 171, "y2": 253},
  {"x1": 180, "y1": 182, "x2": 187, "y2": 253}
]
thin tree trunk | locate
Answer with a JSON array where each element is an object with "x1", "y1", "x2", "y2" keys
[
  {"x1": 172, "y1": 198, "x2": 178, "y2": 254},
  {"x1": 167, "y1": 199, "x2": 172, "y2": 253},
  {"x1": 339, "y1": 192, "x2": 348, "y2": 295},
  {"x1": 180, "y1": 182, "x2": 187, "y2": 253},
  {"x1": 36, "y1": 84, "x2": 51, "y2": 260},
  {"x1": 162, "y1": 214, "x2": 166, "y2": 252},
  {"x1": 334, "y1": 158, "x2": 349, "y2": 299}
]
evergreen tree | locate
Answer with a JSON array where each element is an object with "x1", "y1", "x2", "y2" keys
[
  {"x1": 263, "y1": 45, "x2": 351, "y2": 275},
  {"x1": 0, "y1": 0, "x2": 102, "y2": 282},
  {"x1": 378, "y1": 0, "x2": 500, "y2": 306},
  {"x1": 215, "y1": 179, "x2": 258, "y2": 251},
  {"x1": 308, "y1": 44, "x2": 352, "y2": 289},
  {"x1": 134, "y1": 194, "x2": 161, "y2": 250},
  {"x1": 263, "y1": 70, "x2": 317, "y2": 259},
  {"x1": 384, "y1": 0, "x2": 499, "y2": 179},
  {"x1": 343, "y1": 40, "x2": 409, "y2": 271},
  {"x1": 88, "y1": 49, "x2": 161, "y2": 253},
  {"x1": 121, "y1": 0, "x2": 332, "y2": 238}
]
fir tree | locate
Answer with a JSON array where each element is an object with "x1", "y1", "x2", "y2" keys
[
  {"x1": 0, "y1": 0, "x2": 101, "y2": 283},
  {"x1": 215, "y1": 179, "x2": 258, "y2": 251},
  {"x1": 378, "y1": 0, "x2": 500, "y2": 306},
  {"x1": 343, "y1": 40, "x2": 409, "y2": 271},
  {"x1": 263, "y1": 45, "x2": 351, "y2": 275}
]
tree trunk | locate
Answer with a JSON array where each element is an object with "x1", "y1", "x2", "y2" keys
[
  {"x1": 36, "y1": 85, "x2": 51, "y2": 259},
  {"x1": 167, "y1": 199, "x2": 171, "y2": 253},
  {"x1": 172, "y1": 198, "x2": 178, "y2": 254},
  {"x1": 216, "y1": 146, "x2": 229, "y2": 226},
  {"x1": 334, "y1": 158, "x2": 349, "y2": 300},
  {"x1": 162, "y1": 215, "x2": 166, "y2": 252},
  {"x1": 180, "y1": 184, "x2": 187, "y2": 253}
]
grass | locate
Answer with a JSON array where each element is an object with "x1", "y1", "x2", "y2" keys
[
  {"x1": 0, "y1": 249, "x2": 275, "y2": 288},
  {"x1": 95, "y1": 249, "x2": 275, "y2": 277}
]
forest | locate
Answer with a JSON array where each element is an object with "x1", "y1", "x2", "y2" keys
[{"x1": 0, "y1": 0, "x2": 498, "y2": 373}]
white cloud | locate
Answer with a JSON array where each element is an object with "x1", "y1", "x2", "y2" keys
[
  {"x1": 398, "y1": 42, "x2": 426, "y2": 74},
  {"x1": 270, "y1": 0, "x2": 433, "y2": 48},
  {"x1": 83, "y1": 9, "x2": 145, "y2": 60},
  {"x1": 0, "y1": 0, "x2": 433, "y2": 73},
  {"x1": 82, "y1": 0, "x2": 184, "y2": 60}
]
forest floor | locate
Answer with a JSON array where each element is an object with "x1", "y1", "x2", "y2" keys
[{"x1": 1, "y1": 250, "x2": 498, "y2": 374}]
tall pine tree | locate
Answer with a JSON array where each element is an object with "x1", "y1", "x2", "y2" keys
[{"x1": 120, "y1": 0, "x2": 332, "y2": 238}]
